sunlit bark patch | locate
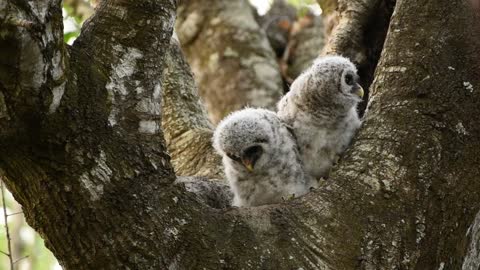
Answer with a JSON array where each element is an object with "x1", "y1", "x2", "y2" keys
[{"x1": 106, "y1": 46, "x2": 144, "y2": 126}]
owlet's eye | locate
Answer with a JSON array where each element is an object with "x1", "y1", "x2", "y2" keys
[
  {"x1": 227, "y1": 153, "x2": 241, "y2": 162},
  {"x1": 243, "y1": 145, "x2": 263, "y2": 157},
  {"x1": 345, "y1": 74, "x2": 354, "y2": 86}
]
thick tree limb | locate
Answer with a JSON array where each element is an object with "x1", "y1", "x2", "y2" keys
[
  {"x1": 1, "y1": 0, "x2": 179, "y2": 268},
  {"x1": 329, "y1": 0, "x2": 480, "y2": 268},
  {"x1": 161, "y1": 37, "x2": 223, "y2": 178},
  {"x1": 176, "y1": 0, "x2": 284, "y2": 124}
]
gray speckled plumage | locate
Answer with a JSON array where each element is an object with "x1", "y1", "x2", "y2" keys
[
  {"x1": 213, "y1": 108, "x2": 315, "y2": 207},
  {"x1": 277, "y1": 56, "x2": 363, "y2": 179}
]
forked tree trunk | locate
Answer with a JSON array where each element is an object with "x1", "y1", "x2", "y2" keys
[{"x1": 0, "y1": 0, "x2": 479, "y2": 269}]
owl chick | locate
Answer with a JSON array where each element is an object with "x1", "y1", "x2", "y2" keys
[
  {"x1": 213, "y1": 108, "x2": 315, "y2": 207},
  {"x1": 277, "y1": 56, "x2": 364, "y2": 179}
]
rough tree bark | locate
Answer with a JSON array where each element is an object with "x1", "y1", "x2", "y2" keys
[
  {"x1": 0, "y1": 0, "x2": 180, "y2": 268},
  {"x1": 176, "y1": 0, "x2": 284, "y2": 124},
  {"x1": 161, "y1": 36, "x2": 222, "y2": 178},
  {"x1": 328, "y1": 0, "x2": 480, "y2": 267},
  {"x1": 0, "y1": 0, "x2": 480, "y2": 270}
]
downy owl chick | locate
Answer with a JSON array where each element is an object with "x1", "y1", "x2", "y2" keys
[
  {"x1": 213, "y1": 108, "x2": 315, "y2": 207},
  {"x1": 277, "y1": 55, "x2": 363, "y2": 179}
]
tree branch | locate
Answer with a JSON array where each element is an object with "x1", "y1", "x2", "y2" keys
[
  {"x1": 69, "y1": 0, "x2": 177, "y2": 181},
  {"x1": 161, "y1": 37, "x2": 223, "y2": 178}
]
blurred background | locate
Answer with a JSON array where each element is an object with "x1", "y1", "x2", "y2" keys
[
  {"x1": 0, "y1": 184, "x2": 60, "y2": 270},
  {"x1": 1, "y1": 0, "x2": 323, "y2": 269}
]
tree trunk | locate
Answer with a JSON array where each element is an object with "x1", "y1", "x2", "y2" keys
[
  {"x1": 176, "y1": 0, "x2": 284, "y2": 124},
  {"x1": 330, "y1": 0, "x2": 480, "y2": 268},
  {"x1": 0, "y1": 0, "x2": 179, "y2": 268},
  {"x1": 0, "y1": 0, "x2": 479, "y2": 269}
]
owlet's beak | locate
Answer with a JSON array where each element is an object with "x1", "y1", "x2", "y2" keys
[
  {"x1": 242, "y1": 158, "x2": 254, "y2": 172},
  {"x1": 355, "y1": 84, "x2": 365, "y2": 98},
  {"x1": 240, "y1": 145, "x2": 263, "y2": 173}
]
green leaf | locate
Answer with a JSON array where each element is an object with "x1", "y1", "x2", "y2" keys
[{"x1": 64, "y1": 31, "x2": 80, "y2": 44}]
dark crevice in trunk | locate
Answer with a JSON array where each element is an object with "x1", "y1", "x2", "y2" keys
[{"x1": 358, "y1": 0, "x2": 396, "y2": 117}]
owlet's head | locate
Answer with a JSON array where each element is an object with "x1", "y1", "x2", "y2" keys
[
  {"x1": 291, "y1": 55, "x2": 364, "y2": 110},
  {"x1": 213, "y1": 108, "x2": 280, "y2": 173}
]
